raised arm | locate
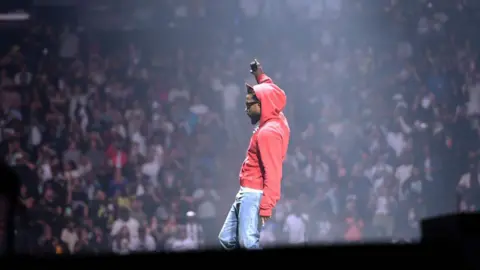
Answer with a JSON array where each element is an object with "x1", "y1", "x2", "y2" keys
[{"x1": 250, "y1": 59, "x2": 273, "y2": 84}]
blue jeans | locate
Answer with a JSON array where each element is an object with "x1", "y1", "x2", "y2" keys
[{"x1": 218, "y1": 188, "x2": 262, "y2": 250}]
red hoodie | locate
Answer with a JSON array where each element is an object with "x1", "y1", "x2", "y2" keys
[{"x1": 239, "y1": 73, "x2": 290, "y2": 217}]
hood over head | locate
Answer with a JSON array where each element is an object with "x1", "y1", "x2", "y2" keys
[{"x1": 246, "y1": 83, "x2": 286, "y2": 125}]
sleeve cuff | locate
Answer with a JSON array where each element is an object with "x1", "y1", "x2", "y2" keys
[{"x1": 259, "y1": 208, "x2": 272, "y2": 217}]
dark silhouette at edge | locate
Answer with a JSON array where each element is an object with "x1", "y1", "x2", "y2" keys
[{"x1": 0, "y1": 161, "x2": 20, "y2": 256}]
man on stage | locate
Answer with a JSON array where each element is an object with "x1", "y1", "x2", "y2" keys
[{"x1": 218, "y1": 59, "x2": 290, "y2": 249}]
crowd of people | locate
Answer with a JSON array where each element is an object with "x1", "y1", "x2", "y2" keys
[
  {"x1": 0, "y1": 0, "x2": 480, "y2": 254},
  {"x1": 253, "y1": 0, "x2": 480, "y2": 244}
]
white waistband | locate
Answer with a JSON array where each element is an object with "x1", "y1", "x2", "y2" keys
[{"x1": 239, "y1": 186, "x2": 263, "y2": 194}]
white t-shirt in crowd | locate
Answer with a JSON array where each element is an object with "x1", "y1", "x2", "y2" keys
[
  {"x1": 170, "y1": 238, "x2": 198, "y2": 251},
  {"x1": 386, "y1": 131, "x2": 407, "y2": 157},
  {"x1": 367, "y1": 163, "x2": 393, "y2": 193},
  {"x1": 303, "y1": 162, "x2": 329, "y2": 183},
  {"x1": 317, "y1": 220, "x2": 332, "y2": 240},
  {"x1": 111, "y1": 218, "x2": 140, "y2": 238},
  {"x1": 365, "y1": 163, "x2": 393, "y2": 180},
  {"x1": 130, "y1": 234, "x2": 156, "y2": 252},
  {"x1": 283, "y1": 214, "x2": 307, "y2": 244},
  {"x1": 152, "y1": 144, "x2": 164, "y2": 165},
  {"x1": 375, "y1": 196, "x2": 390, "y2": 215},
  {"x1": 113, "y1": 124, "x2": 127, "y2": 139},
  {"x1": 131, "y1": 132, "x2": 147, "y2": 156},
  {"x1": 458, "y1": 172, "x2": 480, "y2": 188},
  {"x1": 39, "y1": 163, "x2": 53, "y2": 182},
  {"x1": 192, "y1": 188, "x2": 220, "y2": 219},
  {"x1": 212, "y1": 79, "x2": 241, "y2": 111},
  {"x1": 68, "y1": 94, "x2": 88, "y2": 120},
  {"x1": 29, "y1": 125, "x2": 42, "y2": 146},
  {"x1": 14, "y1": 71, "x2": 32, "y2": 85},
  {"x1": 468, "y1": 83, "x2": 480, "y2": 116},
  {"x1": 168, "y1": 88, "x2": 190, "y2": 102},
  {"x1": 223, "y1": 83, "x2": 241, "y2": 110},
  {"x1": 190, "y1": 104, "x2": 209, "y2": 115},
  {"x1": 60, "y1": 229, "x2": 79, "y2": 253},
  {"x1": 141, "y1": 161, "x2": 160, "y2": 186},
  {"x1": 395, "y1": 164, "x2": 413, "y2": 186},
  {"x1": 185, "y1": 223, "x2": 203, "y2": 245}
]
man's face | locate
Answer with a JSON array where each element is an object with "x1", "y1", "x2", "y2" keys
[{"x1": 245, "y1": 93, "x2": 261, "y2": 125}]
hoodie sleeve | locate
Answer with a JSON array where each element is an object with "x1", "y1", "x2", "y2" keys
[
  {"x1": 257, "y1": 126, "x2": 283, "y2": 217},
  {"x1": 255, "y1": 73, "x2": 274, "y2": 84}
]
